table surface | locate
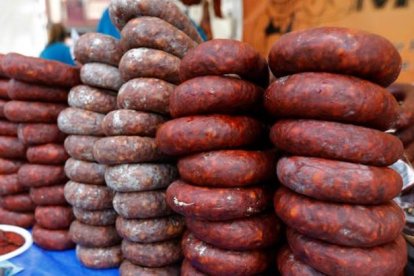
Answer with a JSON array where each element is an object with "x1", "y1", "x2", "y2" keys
[
  {"x1": 8, "y1": 240, "x2": 414, "y2": 276},
  {"x1": 10, "y1": 244, "x2": 118, "y2": 276}
]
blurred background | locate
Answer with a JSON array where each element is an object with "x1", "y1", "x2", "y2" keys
[{"x1": 0, "y1": 0, "x2": 412, "y2": 82}]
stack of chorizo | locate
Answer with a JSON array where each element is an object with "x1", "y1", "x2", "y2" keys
[
  {"x1": 0, "y1": 55, "x2": 34, "y2": 228},
  {"x1": 58, "y1": 32, "x2": 122, "y2": 268},
  {"x1": 156, "y1": 39, "x2": 281, "y2": 275},
  {"x1": 389, "y1": 83, "x2": 414, "y2": 253},
  {"x1": 1, "y1": 53, "x2": 79, "y2": 250},
  {"x1": 89, "y1": 1, "x2": 204, "y2": 274},
  {"x1": 265, "y1": 27, "x2": 407, "y2": 275}
]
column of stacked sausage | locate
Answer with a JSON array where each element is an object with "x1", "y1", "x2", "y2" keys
[
  {"x1": 156, "y1": 39, "x2": 281, "y2": 276},
  {"x1": 0, "y1": 54, "x2": 33, "y2": 228},
  {"x1": 1, "y1": 54, "x2": 79, "y2": 250},
  {"x1": 264, "y1": 27, "x2": 408, "y2": 276},
  {"x1": 389, "y1": 84, "x2": 414, "y2": 161},
  {"x1": 389, "y1": 83, "x2": 414, "y2": 256},
  {"x1": 57, "y1": 33, "x2": 123, "y2": 269},
  {"x1": 94, "y1": 1, "x2": 203, "y2": 274}
]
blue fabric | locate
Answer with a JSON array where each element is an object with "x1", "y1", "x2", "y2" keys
[
  {"x1": 97, "y1": 9, "x2": 121, "y2": 39},
  {"x1": 192, "y1": 19, "x2": 207, "y2": 41},
  {"x1": 39, "y1": 42, "x2": 75, "y2": 66},
  {"x1": 10, "y1": 244, "x2": 118, "y2": 276}
]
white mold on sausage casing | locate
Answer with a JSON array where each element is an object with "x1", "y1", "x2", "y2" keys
[{"x1": 173, "y1": 196, "x2": 194, "y2": 207}]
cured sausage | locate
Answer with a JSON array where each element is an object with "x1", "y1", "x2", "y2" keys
[
  {"x1": 121, "y1": 238, "x2": 182, "y2": 267},
  {"x1": 178, "y1": 150, "x2": 275, "y2": 187},
  {"x1": 287, "y1": 229, "x2": 407, "y2": 276},
  {"x1": 0, "y1": 207, "x2": 34, "y2": 228},
  {"x1": 58, "y1": 107, "x2": 105, "y2": 136},
  {"x1": 1, "y1": 53, "x2": 80, "y2": 87},
  {"x1": 0, "y1": 54, "x2": 5, "y2": 75},
  {"x1": 64, "y1": 135, "x2": 99, "y2": 162},
  {"x1": 72, "y1": 207, "x2": 117, "y2": 226},
  {"x1": 68, "y1": 85, "x2": 117, "y2": 114},
  {"x1": 64, "y1": 158, "x2": 106, "y2": 185},
  {"x1": 120, "y1": 17, "x2": 197, "y2": 58},
  {"x1": 180, "y1": 39, "x2": 269, "y2": 87},
  {"x1": 166, "y1": 180, "x2": 272, "y2": 221},
  {"x1": 76, "y1": 245, "x2": 122, "y2": 269},
  {"x1": 117, "y1": 78, "x2": 174, "y2": 115},
  {"x1": 0, "y1": 120, "x2": 18, "y2": 136},
  {"x1": 120, "y1": 260, "x2": 180, "y2": 276},
  {"x1": 0, "y1": 99, "x2": 5, "y2": 118},
  {"x1": 74, "y1": 33, "x2": 122, "y2": 66},
  {"x1": 18, "y1": 164, "x2": 67, "y2": 188},
  {"x1": 35, "y1": 206, "x2": 74, "y2": 230},
  {"x1": 93, "y1": 136, "x2": 164, "y2": 165},
  {"x1": 270, "y1": 120, "x2": 403, "y2": 166},
  {"x1": 156, "y1": 115, "x2": 263, "y2": 156},
  {"x1": 186, "y1": 213, "x2": 280, "y2": 250},
  {"x1": 275, "y1": 187, "x2": 404, "y2": 247},
  {"x1": 0, "y1": 158, "x2": 23, "y2": 174},
  {"x1": 108, "y1": 0, "x2": 202, "y2": 43},
  {"x1": 116, "y1": 215, "x2": 185, "y2": 243},
  {"x1": 277, "y1": 156, "x2": 402, "y2": 204},
  {"x1": 70, "y1": 220, "x2": 121, "y2": 247},
  {"x1": 26, "y1": 144, "x2": 69, "y2": 165},
  {"x1": 119, "y1": 48, "x2": 180, "y2": 84},
  {"x1": 390, "y1": 83, "x2": 414, "y2": 129},
  {"x1": 102, "y1": 110, "x2": 165, "y2": 137},
  {"x1": 268, "y1": 27, "x2": 401, "y2": 87},
  {"x1": 0, "y1": 193, "x2": 35, "y2": 212},
  {"x1": 396, "y1": 124, "x2": 414, "y2": 146},
  {"x1": 105, "y1": 163, "x2": 177, "y2": 192},
  {"x1": 181, "y1": 259, "x2": 207, "y2": 276},
  {"x1": 113, "y1": 191, "x2": 172, "y2": 219},
  {"x1": 120, "y1": 81, "x2": 173, "y2": 116},
  {"x1": 182, "y1": 232, "x2": 271, "y2": 276},
  {"x1": 0, "y1": 137, "x2": 26, "y2": 159},
  {"x1": 0, "y1": 79, "x2": 9, "y2": 99},
  {"x1": 80, "y1": 63, "x2": 123, "y2": 91},
  {"x1": 18, "y1": 123, "x2": 66, "y2": 145},
  {"x1": 0, "y1": 174, "x2": 25, "y2": 196},
  {"x1": 405, "y1": 141, "x2": 414, "y2": 161},
  {"x1": 32, "y1": 225, "x2": 75, "y2": 250},
  {"x1": 8, "y1": 79, "x2": 68, "y2": 103},
  {"x1": 277, "y1": 246, "x2": 324, "y2": 276},
  {"x1": 30, "y1": 185, "x2": 67, "y2": 206},
  {"x1": 171, "y1": 76, "x2": 263, "y2": 118},
  {"x1": 0, "y1": 99, "x2": 6, "y2": 119},
  {"x1": 64, "y1": 181, "x2": 114, "y2": 210},
  {"x1": 4, "y1": 101, "x2": 66, "y2": 123},
  {"x1": 264, "y1": 72, "x2": 399, "y2": 130}
]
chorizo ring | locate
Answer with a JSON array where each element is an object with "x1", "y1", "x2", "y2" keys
[
  {"x1": 166, "y1": 180, "x2": 272, "y2": 221},
  {"x1": 287, "y1": 229, "x2": 407, "y2": 276},
  {"x1": 171, "y1": 76, "x2": 263, "y2": 118},
  {"x1": 277, "y1": 156, "x2": 402, "y2": 204},
  {"x1": 264, "y1": 72, "x2": 399, "y2": 130},
  {"x1": 270, "y1": 119, "x2": 403, "y2": 166},
  {"x1": 275, "y1": 187, "x2": 405, "y2": 247},
  {"x1": 1, "y1": 53, "x2": 80, "y2": 87},
  {"x1": 109, "y1": 0, "x2": 202, "y2": 43},
  {"x1": 156, "y1": 115, "x2": 263, "y2": 156},
  {"x1": 74, "y1": 32, "x2": 122, "y2": 66},
  {"x1": 178, "y1": 150, "x2": 275, "y2": 187},
  {"x1": 268, "y1": 27, "x2": 401, "y2": 87},
  {"x1": 182, "y1": 231, "x2": 271, "y2": 276},
  {"x1": 120, "y1": 16, "x2": 197, "y2": 58},
  {"x1": 180, "y1": 39, "x2": 269, "y2": 87}
]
